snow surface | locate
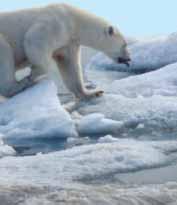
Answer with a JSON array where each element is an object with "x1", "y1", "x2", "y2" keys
[
  {"x1": 0, "y1": 80, "x2": 77, "y2": 142},
  {"x1": 0, "y1": 139, "x2": 176, "y2": 186},
  {"x1": 87, "y1": 33, "x2": 177, "y2": 73}
]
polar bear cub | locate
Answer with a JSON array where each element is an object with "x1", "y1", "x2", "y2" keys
[{"x1": 0, "y1": 4, "x2": 130, "y2": 99}]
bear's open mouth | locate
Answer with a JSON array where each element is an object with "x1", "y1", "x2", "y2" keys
[{"x1": 117, "y1": 57, "x2": 131, "y2": 67}]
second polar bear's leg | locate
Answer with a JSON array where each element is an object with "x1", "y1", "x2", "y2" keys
[
  {"x1": 54, "y1": 42, "x2": 104, "y2": 99},
  {"x1": 0, "y1": 35, "x2": 33, "y2": 97}
]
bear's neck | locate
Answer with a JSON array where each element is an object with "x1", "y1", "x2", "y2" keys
[{"x1": 66, "y1": 4, "x2": 109, "y2": 50}]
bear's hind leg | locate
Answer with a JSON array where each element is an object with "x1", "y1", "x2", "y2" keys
[{"x1": 0, "y1": 35, "x2": 33, "y2": 97}]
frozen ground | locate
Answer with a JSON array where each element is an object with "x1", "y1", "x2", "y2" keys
[{"x1": 0, "y1": 33, "x2": 177, "y2": 204}]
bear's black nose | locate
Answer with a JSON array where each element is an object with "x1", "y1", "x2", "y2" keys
[{"x1": 117, "y1": 57, "x2": 131, "y2": 67}]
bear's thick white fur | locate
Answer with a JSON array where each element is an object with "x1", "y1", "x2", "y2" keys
[{"x1": 0, "y1": 3, "x2": 129, "y2": 98}]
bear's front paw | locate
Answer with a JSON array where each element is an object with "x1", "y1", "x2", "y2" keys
[{"x1": 85, "y1": 89, "x2": 104, "y2": 98}]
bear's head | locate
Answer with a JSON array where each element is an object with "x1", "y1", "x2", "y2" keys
[
  {"x1": 98, "y1": 25, "x2": 131, "y2": 67},
  {"x1": 66, "y1": 4, "x2": 131, "y2": 66}
]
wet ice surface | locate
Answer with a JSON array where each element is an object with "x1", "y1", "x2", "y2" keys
[{"x1": 1, "y1": 33, "x2": 177, "y2": 204}]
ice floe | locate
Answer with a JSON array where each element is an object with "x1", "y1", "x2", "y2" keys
[{"x1": 0, "y1": 80, "x2": 77, "y2": 144}]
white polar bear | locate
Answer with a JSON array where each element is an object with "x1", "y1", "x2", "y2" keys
[{"x1": 0, "y1": 3, "x2": 130, "y2": 99}]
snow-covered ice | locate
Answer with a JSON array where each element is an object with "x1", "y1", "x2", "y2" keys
[
  {"x1": 87, "y1": 32, "x2": 177, "y2": 73},
  {"x1": 0, "y1": 139, "x2": 177, "y2": 186},
  {"x1": 0, "y1": 80, "x2": 77, "y2": 142}
]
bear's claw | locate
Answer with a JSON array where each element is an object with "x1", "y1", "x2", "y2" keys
[
  {"x1": 95, "y1": 90, "x2": 104, "y2": 97},
  {"x1": 79, "y1": 89, "x2": 104, "y2": 100}
]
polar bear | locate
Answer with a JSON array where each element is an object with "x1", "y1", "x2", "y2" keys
[{"x1": 0, "y1": 3, "x2": 130, "y2": 99}]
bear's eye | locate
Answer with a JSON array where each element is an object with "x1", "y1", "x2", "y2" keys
[{"x1": 108, "y1": 26, "x2": 114, "y2": 36}]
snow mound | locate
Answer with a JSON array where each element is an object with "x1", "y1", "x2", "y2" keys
[
  {"x1": 0, "y1": 80, "x2": 77, "y2": 142},
  {"x1": 0, "y1": 140, "x2": 176, "y2": 185},
  {"x1": 87, "y1": 33, "x2": 177, "y2": 73},
  {"x1": 108, "y1": 62, "x2": 177, "y2": 97}
]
